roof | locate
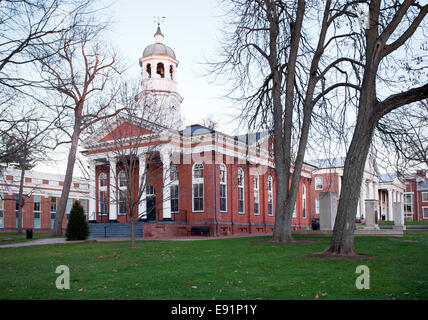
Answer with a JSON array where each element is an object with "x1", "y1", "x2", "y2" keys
[
  {"x1": 379, "y1": 173, "x2": 398, "y2": 183},
  {"x1": 143, "y1": 43, "x2": 176, "y2": 59},
  {"x1": 307, "y1": 157, "x2": 346, "y2": 169},
  {"x1": 417, "y1": 178, "x2": 428, "y2": 191},
  {"x1": 181, "y1": 124, "x2": 215, "y2": 136}
]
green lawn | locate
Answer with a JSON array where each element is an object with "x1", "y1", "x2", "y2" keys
[
  {"x1": 1, "y1": 231, "x2": 427, "y2": 300},
  {"x1": 377, "y1": 221, "x2": 428, "y2": 226},
  {"x1": 0, "y1": 232, "x2": 54, "y2": 244}
]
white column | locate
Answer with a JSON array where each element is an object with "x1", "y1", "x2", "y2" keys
[
  {"x1": 360, "y1": 188, "x2": 365, "y2": 219},
  {"x1": 89, "y1": 160, "x2": 97, "y2": 221},
  {"x1": 387, "y1": 188, "x2": 393, "y2": 221},
  {"x1": 109, "y1": 159, "x2": 117, "y2": 221},
  {"x1": 138, "y1": 154, "x2": 147, "y2": 219},
  {"x1": 161, "y1": 151, "x2": 171, "y2": 220}
]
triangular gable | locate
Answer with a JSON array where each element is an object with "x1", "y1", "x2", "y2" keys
[{"x1": 99, "y1": 121, "x2": 153, "y2": 143}]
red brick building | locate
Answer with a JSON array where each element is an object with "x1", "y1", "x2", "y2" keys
[
  {"x1": 0, "y1": 168, "x2": 89, "y2": 232},
  {"x1": 403, "y1": 170, "x2": 428, "y2": 221}
]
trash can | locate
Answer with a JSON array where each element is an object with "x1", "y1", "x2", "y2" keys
[
  {"x1": 26, "y1": 228, "x2": 33, "y2": 239},
  {"x1": 311, "y1": 219, "x2": 320, "y2": 230}
]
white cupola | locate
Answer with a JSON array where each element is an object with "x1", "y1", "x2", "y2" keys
[{"x1": 137, "y1": 24, "x2": 183, "y2": 130}]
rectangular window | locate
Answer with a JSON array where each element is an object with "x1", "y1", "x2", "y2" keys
[
  {"x1": 238, "y1": 188, "x2": 245, "y2": 214},
  {"x1": 66, "y1": 199, "x2": 72, "y2": 223},
  {"x1": 316, "y1": 199, "x2": 320, "y2": 214},
  {"x1": 50, "y1": 197, "x2": 56, "y2": 229},
  {"x1": 100, "y1": 191, "x2": 108, "y2": 215},
  {"x1": 422, "y1": 192, "x2": 428, "y2": 202},
  {"x1": 171, "y1": 185, "x2": 179, "y2": 213},
  {"x1": 293, "y1": 203, "x2": 297, "y2": 218},
  {"x1": 423, "y1": 207, "x2": 428, "y2": 219},
  {"x1": 81, "y1": 199, "x2": 87, "y2": 216},
  {"x1": 15, "y1": 194, "x2": 20, "y2": 228},
  {"x1": 254, "y1": 176, "x2": 260, "y2": 215},
  {"x1": 220, "y1": 184, "x2": 227, "y2": 212},
  {"x1": 34, "y1": 195, "x2": 41, "y2": 229},
  {"x1": 51, "y1": 213, "x2": 56, "y2": 229},
  {"x1": 119, "y1": 191, "x2": 127, "y2": 215},
  {"x1": 404, "y1": 194, "x2": 413, "y2": 215},
  {"x1": 193, "y1": 183, "x2": 204, "y2": 212},
  {"x1": 315, "y1": 177, "x2": 323, "y2": 190},
  {"x1": 50, "y1": 197, "x2": 57, "y2": 213}
]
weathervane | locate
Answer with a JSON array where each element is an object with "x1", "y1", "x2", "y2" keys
[{"x1": 153, "y1": 16, "x2": 166, "y2": 26}]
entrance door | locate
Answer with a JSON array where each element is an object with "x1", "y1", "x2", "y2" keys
[{"x1": 146, "y1": 184, "x2": 156, "y2": 221}]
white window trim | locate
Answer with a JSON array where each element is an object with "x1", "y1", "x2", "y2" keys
[
  {"x1": 34, "y1": 195, "x2": 41, "y2": 229},
  {"x1": 302, "y1": 184, "x2": 307, "y2": 219},
  {"x1": 118, "y1": 171, "x2": 127, "y2": 216},
  {"x1": 316, "y1": 199, "x2": 320, "y2": 214},
  {"x1": 422, "y1": 192, "x2": 428, "y2": 203},
  {"x1": 170, "y1": 185, "x2": 179, "y2": 214},
  {"x1": 219, "y1": 164, "x2": 227, "y2": 213},
  {"x1": 315, "y1": 177, "x2": 324, "y2": 190},
  {"x1": 98, "y1": 172, "x2": 108, "y2": 216},
  {"x1": 423, "y1": 206, "x2": 428, "y2": 219},
  {"x1": 267, "y1": 175, "x2": 273, "y2": 217},
  {"x1": 192, "y1": 163, "x2": 204, "y2": 213},
  {"x1": 238, "y1": 168, "x2": 245, "y2": 214},
  {"x1": 254, "y1": 174, "x2": 260, "y2": 216}
]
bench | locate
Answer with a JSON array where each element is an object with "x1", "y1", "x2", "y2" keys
[{"x1": 188, "y1": 226, "x2": 210, "y2": 236}]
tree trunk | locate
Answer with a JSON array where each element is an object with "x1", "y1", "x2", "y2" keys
[
  {"x1": 325, "y1": 107, "x2": 378, "y2": 255},
  {"x1": 52, "y1": 122, "x2": 81, "y2": 237},
  {"x1": 130, "y1": 212, "x2": 136, "y2": 248},
  {"x1": 17, "y1": 165, "x2": 26, "y2": 235}
]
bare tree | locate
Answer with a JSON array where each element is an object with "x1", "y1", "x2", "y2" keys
[
  {"x1": 375, "y1": 100, "x2": 427, "y2": 172},
  {"x1": 37, "y1": 24, "x2": 123, "y2": 236},
  {"x1": 209, "y1": 0, "x2": 363, "y2": 242},
  {"x1": 0, "y1": 104, "x2": 60, "y2": 234},
  {"x1": 324, "y1": 0, "x2": 428, "y2": 256},
  {"x1": 0, "y1": 0, "x2": 96, "y2": 102}
]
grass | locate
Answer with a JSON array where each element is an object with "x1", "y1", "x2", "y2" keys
[
  {"x1": 0, "y1": 232, "x2": 54, "y2": 244},
  {"x1": 0, "y1": 231, "x2": 427, "y2": 300}
]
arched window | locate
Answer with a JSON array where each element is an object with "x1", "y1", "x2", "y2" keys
[
  {"x1": 146, "y1": 63, "x2": 152, "y2": 79},
  {"x1": 238, "y1": 168, "x2": 245, "y2": 214},
  {"x1": 98, "y1": 173, "x2": 108, "y2": 216},
  {"x1": 170, "y1": 165, "x2": 179, "y2": 213},
  {"x1": 169, "y1": 65, "x2": 174, "y2": 80},
  {"x1": 253, "y1": 173, "x2": 260, "y2": 215},
  {"x1": 302, "y1": 184, "x2": 307, "y2": 219},
  {"x1": 220, "y1": 164, "x2": 227, "y2": 212},
  {"x1": 267, "y1": 175, "x2": 273, "y2": 216},
  {"x1": 156, "y1": 62, "x2": 165, "y2": 78},
  {"x1": 118, "y1": 171, "x2": 127, "y2": 215},
  {"x1": 192, "y1": 163, "x2": 204, "y2": 212}
]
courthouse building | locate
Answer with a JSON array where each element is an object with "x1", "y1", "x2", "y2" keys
[{"x1": 1, "y1": 25, "x2": 415, "y2": 236}]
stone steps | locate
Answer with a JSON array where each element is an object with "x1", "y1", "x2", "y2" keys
[{"x1": 89, "y1": 222, "x2": 143, "y2": 238}]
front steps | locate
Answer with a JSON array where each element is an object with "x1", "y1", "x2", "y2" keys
[{"x1": 88, "y1": 222, "x2": 143, "y2": 238}]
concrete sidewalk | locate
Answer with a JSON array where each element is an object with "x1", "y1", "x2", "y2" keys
[{"x1": 0, "y1": 233, "x2": 274, "y2": 248}]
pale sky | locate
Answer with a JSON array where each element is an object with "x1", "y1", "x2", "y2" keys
[
  {"x1": 106, "y1": 0, "x2": 237, "y2": 132},
  {"x1": 36, "y1": 0, "x2": 243, "y2": 176}
]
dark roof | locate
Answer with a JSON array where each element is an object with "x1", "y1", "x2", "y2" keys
[
  {"x1": 417, "y1": 178, "x2": 428, "y2": 191},
  {"x1": 307, "y1": 157, "x2": 346, "y2": 169},
  {"x1": 181, "y1": 124, "x2": 215, "y2": 136},
  {"x1": 379, "y1": 173, "x2": 398, "y2": 183}
]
